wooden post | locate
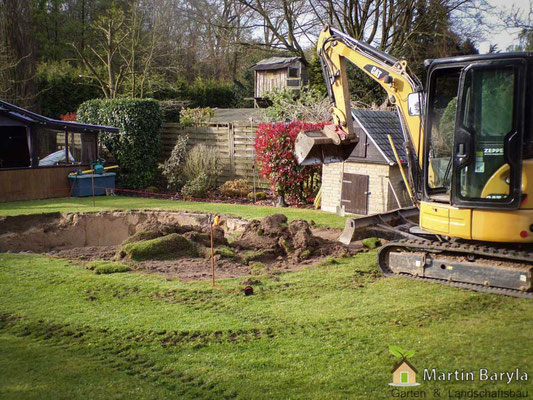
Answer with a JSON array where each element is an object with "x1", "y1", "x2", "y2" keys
[
  {"x1": 228, "y1": 123, "x2": 235, "y2": 179},
  {"x1": 210, "y1": 220, "x2": 215, "y2": 287},
  {"x1": 91, "y1": 172, "x2": 95, "y2": 207},
  {"x1": 65, "y1": 131, "x2": 69, "y2": 163}
]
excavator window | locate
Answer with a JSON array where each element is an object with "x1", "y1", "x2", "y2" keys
[
  {"x1": 456, "y1": 66, "x2": 516, "y2": 200},
  {"x1": 426, "y1": 68, "x2": 461, "y2": 196}
]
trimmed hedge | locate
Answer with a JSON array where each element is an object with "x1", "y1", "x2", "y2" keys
[{"x1": 77, "y1": 98, "x2": 163, "y2": 189}]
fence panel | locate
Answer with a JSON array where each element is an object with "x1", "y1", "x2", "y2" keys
[{"x1": 160, "y1": 122, "x2": 269, "y2": 189}]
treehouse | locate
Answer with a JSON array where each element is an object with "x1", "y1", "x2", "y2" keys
[{"x1": 252, "y1": 57, "x2": 308, "y2": 107}]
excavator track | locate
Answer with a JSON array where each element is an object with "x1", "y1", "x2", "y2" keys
[{"x1": 378, "y1": 239, "x2": 533, "y2": 299}]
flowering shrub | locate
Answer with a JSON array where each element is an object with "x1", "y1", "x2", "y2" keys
[
  {"x1": 254, "y1": 121, "x2": 325, "y2": 204},
  {"x1": 59, "y1": 112, "x2": 77, "y2": 121}
]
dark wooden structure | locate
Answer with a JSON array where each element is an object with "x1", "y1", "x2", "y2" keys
[
  {"x1": 0, "y1": 100, "x2": 119, "y2": 202},
  {"x1": 252, "y1": 57, "x2": 308, "y2": 107}
]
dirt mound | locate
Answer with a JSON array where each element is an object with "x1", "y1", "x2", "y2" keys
[
  {"x1": 232, "y1": 214, "x2": 319, "y2": 259},
  {"x1": 260, "y1": 213, "x2": 288, "y2": 235},
  {"x1": 1, "y1": 210, "x2": 361, "y2": 282}
]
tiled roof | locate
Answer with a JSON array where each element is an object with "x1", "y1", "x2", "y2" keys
[
  {"x1": 252, "y1": 56, "x2": 301, "y2": 71},
  {"x1": 352, "y1": 109, "x2": 407, "y2": 165}
]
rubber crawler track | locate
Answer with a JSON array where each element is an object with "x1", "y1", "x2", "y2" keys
[{"x1": 378, "y1": 239, "x2": 533, "y2": 299}]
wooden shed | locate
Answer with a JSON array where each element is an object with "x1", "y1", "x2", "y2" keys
[
  {"x1": 321, "y1": 109, "x2": 412, "y2": 215},
  {"x1": 252, "y1": 56, "x2": 308, "y2": 107},
  {"x1": 0, "y1": 100, "x2": 119, "y2": 202}
]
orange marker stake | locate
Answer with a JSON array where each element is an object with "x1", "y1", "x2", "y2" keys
[{"x1": 210, "y1": 215, "x2": 220, "y2": 287}]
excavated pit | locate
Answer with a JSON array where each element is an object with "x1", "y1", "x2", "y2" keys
[{"x1": 0, "y1": 211, "x2": 359, "y2": 281}]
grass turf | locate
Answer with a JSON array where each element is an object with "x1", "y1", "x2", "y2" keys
[
  {"x1": 0, "y1": 252, "x2": 531, "y2": 399},
  {"x1": 0, "y1": 196, "x2": 349, "y2": 229}
]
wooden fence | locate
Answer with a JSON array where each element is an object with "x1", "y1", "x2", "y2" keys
[{"x1": 160, "y1": 122, "x2": 269, "y2": 188}]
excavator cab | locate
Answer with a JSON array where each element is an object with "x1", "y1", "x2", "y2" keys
[{"x1": 423, "y1": 55, "x2": 527, "y2": 209}]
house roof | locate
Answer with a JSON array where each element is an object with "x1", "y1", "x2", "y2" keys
[
  {"x1": 351, "y1": 109, "x2": 407, "y2": 165},
  {"x1": 391, "y1": 359, "x2": 418, "y2": 374},
  {"x1": 0, "y1": 100, "x2": 119, "y2": 134},
  {"x1": 252, "y1": 56, "x2": 301, "y2": 71},
  {"x1": 211, "y1": 108, "x2": 264, "y2": 123}
]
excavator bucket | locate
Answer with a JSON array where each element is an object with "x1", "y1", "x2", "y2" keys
[
  {"x1": 295, "y1": 129, "x2": 358, "y2": 166},
  {"x1": 338, "y1": 207, "x2": 420, "y2": 245}
]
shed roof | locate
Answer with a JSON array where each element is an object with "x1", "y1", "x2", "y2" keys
[
  {"x1": 0, "y1": 100, "x2": 119, "y2": 134},
  {"x1": 351, "y1": 109, "x2": 407, "y2": 165},
  {"x1": 252, "y1": 56, "x2": 301, "y2": 71},
  {"x1": 211, "y1": 108, "x2": 264, "y2": 123}
]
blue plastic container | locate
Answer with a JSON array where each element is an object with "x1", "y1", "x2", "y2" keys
[{"x1": 68, "y1": 173, "x2": 116, "y2": 197}]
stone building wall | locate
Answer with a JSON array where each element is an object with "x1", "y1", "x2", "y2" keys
[{"x1": 321, "y1": 161, "x2": 411, "y2": 215}]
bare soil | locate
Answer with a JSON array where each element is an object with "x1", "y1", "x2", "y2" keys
[{"x1": 0, "y1": 211, "x2": 361, "y2": 281}]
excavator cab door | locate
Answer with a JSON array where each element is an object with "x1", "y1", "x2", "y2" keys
[{"x1": 451, "y1": 60, "x2": 526, "y2": 209}]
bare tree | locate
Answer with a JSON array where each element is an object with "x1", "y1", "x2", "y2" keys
[
  {"x1": 71, "y1": 6, "x2": 129, "y2": 98},
  {"x1": 311, "y1": 0, "x2": 487, "y2": 56},
  {"x1": 0, "y1": 0, "x2": 37, "y2": 107},
  {"x1": 237, "y1": 0, "x2": 319, "y2": 65},
  {"x1": 502, "y1": 0, "x2": 533, "y2": 50}
]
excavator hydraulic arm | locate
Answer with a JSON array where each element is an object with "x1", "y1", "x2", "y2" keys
[{"x1": 295, "y1": 26, "x2": 424, "y2": 170}]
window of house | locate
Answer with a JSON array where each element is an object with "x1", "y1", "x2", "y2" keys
[
  {"x1": 288, "y1": 67, "x2": 299, "y2": 78},
  {"x1": 37, "y1": 131, "x2": 95, "y2": 166},
  {"x1": 0, "y1": 127, "x2": 30, "y2": 168},
  {"x1": 38, "y1": 131, "x2": 70, "y2": 166}
]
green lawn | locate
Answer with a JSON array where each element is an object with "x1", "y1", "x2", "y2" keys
[
  {"x1": 0, "y1": 198, "x2": 531, "y2": 399},
  {"x1": 0, "y1": 196, "x2": 349, "y2": 229},
  {"x1": 0, "y1": 253, "x2": 531, "y2": 399}
]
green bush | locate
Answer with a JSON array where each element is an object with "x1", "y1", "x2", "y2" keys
[
  {"x1": 77, "y1": 98, "x2": 163, "y2": 189},
  {"x1": 183, "y1": 144, "x2": 219, "y2": 188},
  {"x1": 247, "y1": 191, "x2": 267, "y2": 201},
  {"x1": 219, "y1": 179, "x2": 252, "y2": 198},
  {"x1": 36, "y1": 61, "x2": 101, "y2": 118},
  {"x1": 159, "y1": 134, "x2": 188, "y2": 191},
  {"x1": 262, "y1": 87, "x2": 330, "y2": 123},
  {"x1": 186, "y1": 78, "x2": 237, "y2": 108},
  {"x1": 159, "y1": 100, "x2": 185, "y2": 122},
  {"x1": 181, "y1": 173, "x2": 210, "y2": 198},
  {"x1": 180, "y1": 107, "x2": 214, "y2": 127}
]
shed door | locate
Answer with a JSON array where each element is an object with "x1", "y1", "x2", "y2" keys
[{"x1": 341, "y1": 173, "x2": 369, "y2": 215}]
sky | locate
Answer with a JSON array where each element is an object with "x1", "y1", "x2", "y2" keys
[{"x1": 478, "y1": 0, "x2": 531, "y2": 53}]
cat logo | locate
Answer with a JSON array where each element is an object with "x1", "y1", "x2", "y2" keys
[{"x1": 364, "y1": 64, "x2": 388, "y2": 81}]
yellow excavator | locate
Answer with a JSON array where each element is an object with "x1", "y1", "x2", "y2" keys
[{"x1": 295, "y1": 26, "x2": 533, "y2": 298}]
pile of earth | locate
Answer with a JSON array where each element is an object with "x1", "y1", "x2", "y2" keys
[{"x1": 0, "y1": 211, "x2": 360, "y2": 281}]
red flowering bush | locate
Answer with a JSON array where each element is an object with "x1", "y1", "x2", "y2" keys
[
  {"x1": 255, "y1": 121, "x2": 325, "y2": 204},
  {"x1": 59, "y1": 112, "x2": 77, "y2": 121}
]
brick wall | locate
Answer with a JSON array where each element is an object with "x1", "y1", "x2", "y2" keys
[{"x1": 321, "y1": 161, "x2": 412, "y2": 215}]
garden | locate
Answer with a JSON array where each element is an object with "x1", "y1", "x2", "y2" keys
[{"x1": 1, "y1": 197, "x2": 532, "y2": 399}]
